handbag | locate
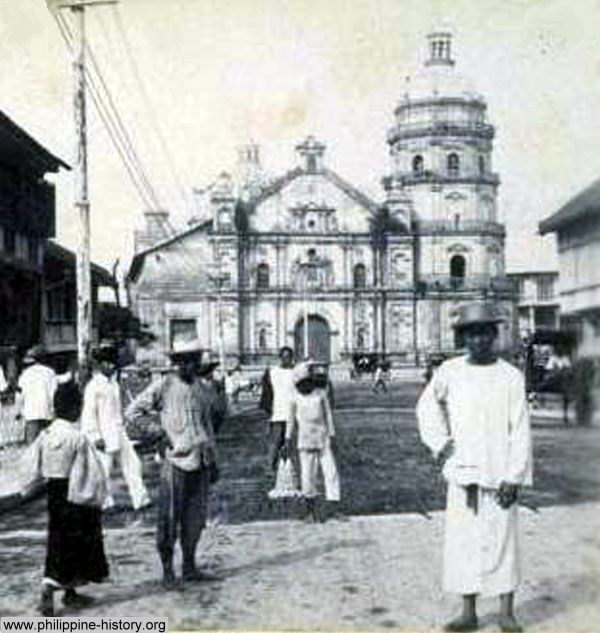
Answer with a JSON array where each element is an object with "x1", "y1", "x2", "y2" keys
[{"x1": 268, "y1": 457, "x2": 301, "y2": 499}]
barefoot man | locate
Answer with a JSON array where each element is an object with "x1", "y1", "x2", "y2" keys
[
  {"x1": 125, "y1": 341, "x2": 219, "y2": 588},
  {"x1": 416, "y1": 302, "x2": 532, "y2": 633}
]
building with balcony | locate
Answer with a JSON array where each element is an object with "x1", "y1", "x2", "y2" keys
[
  {"x1": 127, "y1": 33, "x2": 517, "y2": 366},
  {"x1": 0, "y1": 110, "x2": 117, "y2": 375},
  {"x1": 43, "y1": 241, "x2": 117, "y2": 358},
  {"x1": 507, "y1": 270, "x2": 560, "y2": 339},
  {"x1": 540, "y1": 179, "x2": 600, "y2": 359},
  {"x1": 0, "y1": 110, "x2": 67, "y2": 359}
]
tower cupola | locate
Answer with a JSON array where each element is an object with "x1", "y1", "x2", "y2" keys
[
  {"x1": 296, "y1": 136, "x2": 326, "y2": 173},
  {"x1": 426, "y1": 32, "x2": 454, "y2": 67}
]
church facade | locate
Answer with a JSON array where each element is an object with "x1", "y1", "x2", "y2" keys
[{"x1": 127, "y1": 33, "x2": 517, "y2": 367}]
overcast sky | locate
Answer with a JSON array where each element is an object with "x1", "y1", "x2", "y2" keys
[{"x1": 2, "y1": 0, "x2": 599, "y2": 273}]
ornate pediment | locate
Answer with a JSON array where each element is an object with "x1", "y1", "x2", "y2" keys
[
  {"x1": 446, "y1": 191, "x2": 467, "y2": 202},
  {"x1": 447, "y1": 242, "x2": 470, "y2": 253},
  {"x1": 290, "y1": 250, "x2": 334, "y2": 290},
  {"x1": 290, "y1": 203, "x2": 338, "y2": 233}
]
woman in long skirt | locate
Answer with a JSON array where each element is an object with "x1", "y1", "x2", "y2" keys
[{"x1": 36, "y1": 380, "x2": 109, "y2": 616}]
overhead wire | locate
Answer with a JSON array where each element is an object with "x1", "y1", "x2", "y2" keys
[
  {"x1": 55, "y1": 11, "x2": 162, "y2": 211},
  {"x1": 110, "y1": 4, "x2": 192, "y2": 222},
  {"x1": 84, "y1": 8, "x2": 206, "y2": 275},
  {"x1": 53, "y1": 7, "x2": 210, "y2": 282}
]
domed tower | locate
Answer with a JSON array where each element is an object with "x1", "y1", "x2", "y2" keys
[{"x1": 386, "y1": 32, "x2": 515, "y2": 354}]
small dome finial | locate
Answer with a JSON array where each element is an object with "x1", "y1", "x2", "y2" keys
[{"x1": 425, "y1": 32, "x2": 454, "y2": 67}]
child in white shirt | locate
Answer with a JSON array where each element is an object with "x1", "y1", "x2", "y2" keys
[{"x1": 285, "y1": 362, "x2": 340, "y2": 522}]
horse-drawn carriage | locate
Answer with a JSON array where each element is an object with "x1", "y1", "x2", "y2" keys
[
  {"x1": 349, "y1": 353, "x2": 391, "y2": 379},
  {"x1": 523, "y1": 330, "x2": 575, "y2": 423}
]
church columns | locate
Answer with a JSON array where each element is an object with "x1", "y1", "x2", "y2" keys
[
  {"x1": 379, "y1": 294, "x2": 386, "y2": 354},
  {"x1": 249, "y1": 300, "x2": 256, "y2": 353},
  {"x1": 343, "y1": 299, "x2": 350, "y2": 352},
  {"x1": 207, "y1": 299, "x2": 214, "y2": 349},
  {"x1": 372, "y1": 297, "x2": 379, "y2": 352},
  {"x1": 275, "y1": 244, "x2": 282, "y2": 288},
  {"x1": 343, "y1": 244, "x2": 351, "y2": 288}
]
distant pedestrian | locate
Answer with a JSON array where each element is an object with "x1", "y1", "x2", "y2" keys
[
  {"x1": 81, "y1": 343, "x2": 151, "y2": 514},
  {"x1": 224, "y1": 363, "x2": 243, "y2": 413},
  {"x1": 125, "y1": 341, "x2": 219, "y2": 588},
  {"x1": 259, "y1": 346, "x2": 296, "y2": 479},
  {"x1": 285, "y1": 361, "x2": 340, "y2": 522},
  {"x1": 16, "y1": 345, "x2": 64, "y2": 444},
  {"x1": 416, "y1": 303, "x2": 532, "y2": 633},
  {"x1": 372, "y1": 362, "x2": 388, "y2": 393},
  {"x1": 23, "y1": 381, "x2": 109, "y2": 616},
  {"x1": 198, "y1": 354, "x2": 227, "y2": 435}
]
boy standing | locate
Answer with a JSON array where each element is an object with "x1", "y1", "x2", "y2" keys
[
  {"x1": 416, "y1": 303, "x2": 532, "y2": 632},
  {"x1": 285, "y1": 362, "x2": 340, "y2": 522}
]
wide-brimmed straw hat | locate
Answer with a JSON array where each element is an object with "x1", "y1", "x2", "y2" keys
[
  {"x1": 453, "y1": 302, "x2": 504, "y2": 331},
  {"x1": 23, "y1": 344, "x2": 46, "y2": 365},
  {"x1": 293, "y1": 361, "x2": 313, "y2": 385},
  {"x1": 169, "y1": 339, "x2": 205, "y2": 360}
]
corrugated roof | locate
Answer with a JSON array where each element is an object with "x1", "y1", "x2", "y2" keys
[{"x1": 539, "y1": 177, "x2": 600, "y2": 234}]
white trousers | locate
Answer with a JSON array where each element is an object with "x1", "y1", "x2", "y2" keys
[
  {"x1": 299, "y1": 445, "x2": 340, "y2": 501},
  {"x1": 443, "y1": 483, "x2": 521, "y2": 597},
  {"x1": 99, "y1": 431, "x2": 151, "y2": 511}
]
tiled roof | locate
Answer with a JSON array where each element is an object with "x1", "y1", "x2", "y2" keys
[{"x1": 539, "y1": 178, "x2": 600, "y2": 234}]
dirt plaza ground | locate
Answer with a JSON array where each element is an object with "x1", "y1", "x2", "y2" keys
[{"x1": 0, "y1": 380, "x2": 599, "y2": 630}]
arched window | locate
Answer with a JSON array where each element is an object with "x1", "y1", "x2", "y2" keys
[
  {"x1": 258, "y1": 328, "x2": 267, "y2": 350},
  {"x1": 357, "y1": 327, "x2": 366, "y2": 351},
  {"x1": 479, "y1": 155, "x2": 486, "y2": 176},
  {"x1": 450, "y1": 254, "x2": 466, "y2": 288},
  {"x1": 412, "y1": 155, "x2": 424, "y2": 175},
  {"x1": 257, "y1": 263, "x2": 269, "y2": 289},
  {"x1": 218, "y1": 206, "x2": 233, "y2": 229},
  {"x1": 353, "y1": 263, "x2": 366, "y2": 289},
  {"x1": 447, "y1": 153, "x2": 460, "y2": 176}
]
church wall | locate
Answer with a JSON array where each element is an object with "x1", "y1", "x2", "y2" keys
[
  {"x1": 251, "y1": 174, "x2": 372, "y2": 234},
  {"x1": 408, "y1": 184, "x2": 496, "y2": 224},
  {"x1": 416, "y1": 234, "x2": 503, "y2": 279},
  {"x1": 415, "y1": 296, "x2": 517, "y2": 360},
  {"x1": 385, "y1": 300, "x2": 416, "y2": 357},
  {"x1": 386, "y1": 240, "x2": 414, "y2": 288}
]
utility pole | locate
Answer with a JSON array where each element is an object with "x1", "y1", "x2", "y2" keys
[
  {"x1": 209, "y1": 252, "x2": 227, "y2": 375},
  {"x1": 56, "y1": 0, "x2": 117, "y2": 376}
]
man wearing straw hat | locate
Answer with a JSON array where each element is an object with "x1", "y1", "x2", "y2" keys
[
  {"x1": 125, "y1": 340, "x2": 219, "y2": 588},
  {"x1": 416, "y1": 302, "x2": 532, "y2": 633}
]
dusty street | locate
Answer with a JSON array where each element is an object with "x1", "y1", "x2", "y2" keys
[
  {"x1": 1, "y1": 381, "x2": 599, "y2": 630},
  {"x1": 0, "y1": 504, "x2": 599, "y2": 630}
]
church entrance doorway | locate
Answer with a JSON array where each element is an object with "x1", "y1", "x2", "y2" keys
[{"x1": 294, "y1": 315, "x2": 331, "y2": 363}]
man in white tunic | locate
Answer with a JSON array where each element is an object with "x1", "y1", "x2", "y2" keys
[
  {"x1": 416, "y1": 302, "x2": 532, "y2": 633},
  {"x1": 16, "y1": 345, "x2": 71, "y2": 444},
  {"x1": 81, "y1": 344, "x2": 150, "y2": 513},
  {"x1": 259, "y1": 346, "x2": 296, "y2": 477}
]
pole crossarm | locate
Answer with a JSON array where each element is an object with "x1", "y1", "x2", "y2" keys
[{"x1": 56, "y1": 0, "x2": 118, "y2": 8}]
